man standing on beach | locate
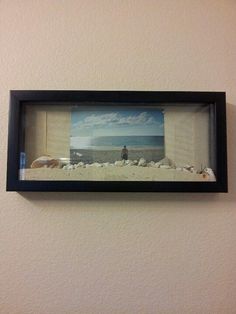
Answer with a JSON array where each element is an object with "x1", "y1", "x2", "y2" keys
[{"x1": 121, "y1": 145, "x2": 128, "y2": 160}]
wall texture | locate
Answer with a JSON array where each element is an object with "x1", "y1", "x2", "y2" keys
[{"x1": 0, "y1": 1, "x2": 236, "y2": 313}]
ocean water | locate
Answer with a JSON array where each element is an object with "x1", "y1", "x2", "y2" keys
[{"x1": 71, "y1": 136, "x2": 164, "y2": 150}]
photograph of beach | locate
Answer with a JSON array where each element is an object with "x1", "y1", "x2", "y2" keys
[
  {"x1": 69, "y1": 108, "x2": 164, "y2": 173},
  {"x1": 70, "y1": 107, "x2": 164, "y2": 165}
]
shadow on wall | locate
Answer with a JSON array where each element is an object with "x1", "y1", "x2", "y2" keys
[
  {"x1": 18, "y1": 103, "x2": 235, "y2": 205},
  {"x1": 226, "y1": 102, "x2": 235, "y2": 195}
]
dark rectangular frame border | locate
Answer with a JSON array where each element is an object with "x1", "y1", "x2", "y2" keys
[{"x1": 6, "y1": 90, "x2": 228, "y2": 192}]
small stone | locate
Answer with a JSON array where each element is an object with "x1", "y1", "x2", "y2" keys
[
  {"x1": 125, "y1": 160, "x2": 135, "y2": 166},
  {"x1": 138, "y1": 158, "x2": 147, "y2": 167},
  {"x1": 160, "y1": 165, "x2": 171, "y2": 169},
  {"x1": 115, "y1": 160, "x2": 125, "y2": 167},
  {"x1": 158, "y1": 157, "x2": 176, "y2": 168},
  {"x1": 77, "y1": 162, "x2": 84, "y2": 167},
  {"x1": 90, "y1": 162, "x2": 102, "y2": 167}
]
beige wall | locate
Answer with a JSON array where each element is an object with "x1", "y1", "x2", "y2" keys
[{"x1": 0, "y1": 1, "x2": 236, "y2": 313}]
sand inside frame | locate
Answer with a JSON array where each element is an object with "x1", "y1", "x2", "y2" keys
[{"x1": 22, "y1": 167, "x2": 210, "y2": 181}]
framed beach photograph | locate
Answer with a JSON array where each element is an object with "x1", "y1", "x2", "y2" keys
[{"x1": 7, "y1": 90, "x2": 227, "y2": 192}]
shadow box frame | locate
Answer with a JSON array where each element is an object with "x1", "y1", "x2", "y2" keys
[{"x1": 6, "y1": 90, "x2": 227, "y2": 192}]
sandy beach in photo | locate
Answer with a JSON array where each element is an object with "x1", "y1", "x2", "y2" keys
[{"x1": 70, "y1": 148, "x2": 164, "y2": 164}]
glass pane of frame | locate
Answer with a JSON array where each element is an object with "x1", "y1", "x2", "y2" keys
[{"x1": 18, "y1": 102, "x2": 217, "y2": 182}]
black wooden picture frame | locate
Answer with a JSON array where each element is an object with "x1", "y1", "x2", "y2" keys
[{"x1": 6, "y1": 90, "x2": 227, "y2": 192}]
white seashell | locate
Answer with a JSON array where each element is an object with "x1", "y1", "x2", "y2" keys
[{"x1": 202, "y1": 168, "x2": 216, "y2": 181}]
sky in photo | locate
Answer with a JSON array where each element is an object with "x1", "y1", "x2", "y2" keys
[{"x1": 71, "y1": 107, "x2": 164, "y2": 137}]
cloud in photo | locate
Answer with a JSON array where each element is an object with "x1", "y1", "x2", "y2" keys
[{"x1": 71, "y1": 108, "x2": 164, "y2": 137}]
